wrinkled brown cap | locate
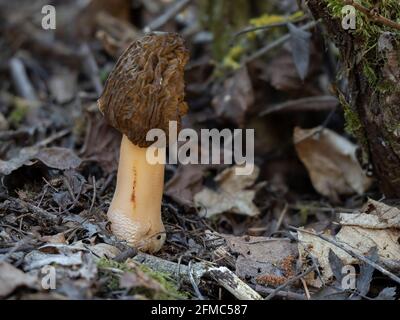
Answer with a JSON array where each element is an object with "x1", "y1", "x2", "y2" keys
[{"x1": 97, "y1": 32, "x2": 189, "y2": 147}]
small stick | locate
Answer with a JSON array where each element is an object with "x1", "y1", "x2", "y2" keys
[
  {"x1": 0, "y1": 194, "x2": 59, "y2": 223},
  {"x1": 259, "y1": 95, "x2": 338, "y2": 116},
  {"x1": 132, "y1": 252, "x2": 262, "y2": 300},
  {"x1": 89, "y1": 176, "x2": 96, "y2": 214},
  {"x1": 253, "y1": 285, "x2": 306, "y2": 300},
  {"x1": 208, "y1": 267, "x2": 263, "y2": 300},
  {"x1": 9, "y1": 57, "x2": 37, "y2": 102},
  {"x1": 264, "y1": 266, "x2": 316, "y2": 300},
  {"x1": 188, "y1": 260, "x2": 205, "y2": 300},
  {"x1": 80, "y1": 43, "x2": 103, "y2": 96},
  {"x1": 243, "y1": 20, "x2": 318, "y2": 64},
  {"x1": 144, "y1": 0, "x2": 192, "y2": 32},
  {"x1": 233, "y1": 16, "x2": 307, "y2": 39}
]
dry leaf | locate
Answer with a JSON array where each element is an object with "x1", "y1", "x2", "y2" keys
[
  {"x1": 222, "y1": 234, "x2": 297, "y2": 286},
  {"x1": 0, "y1": 146, "x2": 81, "y2": 175},
  {"x1": 294, "y1": 126, "x2": 372, "y2": 201},
  {"x1": 0, "y1": 261, "x2": 37, "y2": 298},
  {"x1": 340, "y1": 198, "x2": 400, "y2": 229},
  {"x1": 194, "y1": 165, "x2": 260, "y2": 218},
  {"x1": 41, "y1": 232, "x2": 67, "y2": 244},
  {"x1": 212, "y1": 66, "x2": 254, "y2": 126},
  {"x1": 298, "y1": 200, "x2": 400, "y2": 287},
  {"x1": 89, "y1": 243, "x2": 121, "y2": 259}
]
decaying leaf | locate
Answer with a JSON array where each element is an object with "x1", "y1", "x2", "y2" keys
[
  {"x1": 340, "y1": 198, "x2": 400, "y2": 229},
  {"x1": 288, "y1": 23, "x2": 311, "y2": 81},
  {"x1": 194, "y1": 165, "x2": 260, "y2": 218},
  {"x1": 298, "y1": 200, "x2": 400, "y2": 288},
  {"x1": 294, "y1": 126, "x2": 372, "y2": 201},
  {"x1": 212, "y1": 66, "x2": 254, "y2": 126},
  {"x1": 89, "y1": 243, "x2": 121, "y2": 259},
  {"x1": 222, "y1": 234, "x2": 297, "y2": 286},
  {"x1": 0, "y1": 261, "x2": 37, "y2": 298},
  {"x1": 374, "y1": 287, "x2": 397, "y2": 300},
  {"x1": 0, "y1": 146, "x2": 81, "y2": 175}
]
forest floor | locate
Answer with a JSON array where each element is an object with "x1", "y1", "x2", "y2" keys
[{"x1": 0, "y1": 0, "x2": 399, "y2": 300}]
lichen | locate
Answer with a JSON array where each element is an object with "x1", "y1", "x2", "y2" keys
[{"x1": 97, "y1": 258, "x2": 189, "y2": 299}]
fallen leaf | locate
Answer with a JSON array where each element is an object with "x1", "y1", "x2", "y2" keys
[
  {"x1": 212, "y1": 66, "x2": 254, "y2": 126},
  {"x1": 89, "y1": 243, "x2": 121, "y2": 259},
  {"x1": 374, "y1": 287, "x2": 396, "y2": 300},
  {"x1": 0, "y1": 146, "x2": 81, "y2": 175},
  {"x1": 36, "y1": 147, "x2": 82, "y2": 171},
  {"x1": 340, "y1": 198, "x2": 400, "y2": 229},
  {"x1": 165, "y1": 164, "x2": 205, "y2": 206},
  {"x1": 194, "y1": 165, "x2": 260, "y2": 218},
  {"x1": 41, "y1": 233, "x2": 67, "y2": 244},
  {"x1": 288, "y1": 23, "x2": 311, "y2": 81},
  {"x1": 298, "y1": 216, "x2": 400, "y2": 288},
  {"x1": 294, "y1": 126, "x2": 372, "y2": 201},
  {"x1": 0, "y1": 261, "x2": 37, "y2": 298},
  {"x1": 222, "y1": 234, "x2": 297, "y2": 286},
  {"x1": 23, "y1": 242, "x2": 87, "y2": 271}
]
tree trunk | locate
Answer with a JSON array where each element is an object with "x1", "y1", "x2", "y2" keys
[{"x1": 307, "y1": 0, "x2": 400, "y2": 197}]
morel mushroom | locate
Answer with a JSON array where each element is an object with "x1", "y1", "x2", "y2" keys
[{"x1": 97, "y1": 32, "x2": 189, "y2": 252}]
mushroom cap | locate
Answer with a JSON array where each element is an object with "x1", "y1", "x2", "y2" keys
[{"x1": 97, "y1": 32, "x2": 189, "y2": 147}]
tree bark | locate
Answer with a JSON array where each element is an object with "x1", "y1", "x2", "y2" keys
[{"x1": 307, "y1": 0, "x2": 400, "y2": 197}]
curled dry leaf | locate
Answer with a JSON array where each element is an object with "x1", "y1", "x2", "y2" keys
[
  {"x1": 211, "y1": 66, "x2": 254, "y2": 126},
  {"x1": 340, "y1": 198, "x2": 400, "y2": 229},
  {"x1": 222, "y1": 234, "x2": 297, "y2": 286},
  {"x1": 194, "y1": 165, "x2": 260, "y2": 218},
  {"x1": 298, "y1": 200, "x2": 400, "y2": 287},
  {"x1": 89, "y1": 243, "x2": 121, "y2": 259},
  {"x1": 0, "y1": 261, "x2": 37, "y2": 298},
  {"x1": 0, "y1": 146, "x2": 82, "y2": 175},
  {"x1": 294, "y1": 126, "x2": 372, "y2": 201}
]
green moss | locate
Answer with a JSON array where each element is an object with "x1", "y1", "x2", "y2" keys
[
  {"x1": 8, "y1": 98, "x2": 29, "y2": 127},
  {"x1": 97, "y1": 258, "x2": 189, "y2": 300},
  {"x1": 138, "y1": 264, "x2": 189, "y2": 300},
  {"x1": 325, "y1": 0, "x2": 400, "y2": 88}
]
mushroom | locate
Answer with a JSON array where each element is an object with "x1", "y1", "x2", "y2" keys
[{"x1": 97, "y1": 32, "x2": 189, "y2": 252}]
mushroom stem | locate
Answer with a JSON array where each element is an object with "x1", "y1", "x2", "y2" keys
[{"x1": 108, "y1": 134, "x2": 166, "y2": 252}]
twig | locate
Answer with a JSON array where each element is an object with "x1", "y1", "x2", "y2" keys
[
  {"x1": 9, "y1": 57, "x2": 37, "y2": 101},
  {"x1": 143, "y1": 0, "x2": 192, "y2": 32},
  {"x1": 290, "y1": 226, "x2": 400, "y2": 286},
  {"x1": 188, "y1": 260, "x2": 205, "y2": 299},
  {"x1": 253, "y1": 285, "x2": 306, "y2": 300},
  {"x1": 34, "y1": 129, "x2": 70, "y2": 147},
  {"x1": 89, "y1": 176, "x2": 96, "y2": 214},
  {"x1": 0, "y1": 193, "x2": 59, "y2": 223},
  {"x1": 233, "y1": 16, "x2": 307, "y2": 39},
  {"x1": 132, "y1": 252, "x2": 263, "y2": 300},
  {"x1": 259, "y1": 95, "x2": 338, "y2": 116},
  {"x1": 80, "y1": 43, "x2": 103, "y2": 96},
  {"x1": 343, "y1": 0, "x2": 400, "y2": 31},
  {"x1": 264, "y1": 266, "x2": 316, "y2": 300},
  {"x1": 243, "y1": 20, "x2": 318, "y2": 64},
  {"x1": 207, "y1": 267, "x2": 263, "y2": 300}
]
